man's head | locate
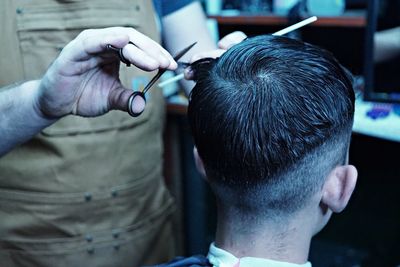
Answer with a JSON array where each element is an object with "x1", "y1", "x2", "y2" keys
[{"x1": 188, "y1": 35, "x2": 357, "y2": 231}]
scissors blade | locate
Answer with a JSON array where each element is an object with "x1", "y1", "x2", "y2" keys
[
  {"x1": 142, "y1": 42, "x2": 197, "y2": 94},
  {"x1": 173, "y1": 42, "x2": 197, "y2": 61}
]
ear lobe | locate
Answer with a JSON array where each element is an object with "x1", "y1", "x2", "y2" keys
[
  {"x1": 193, "y1": 147, "x2": 206, "y2": 177},
  {"x1": 321, "y1": 165, "x2": 358, "y2": 213}
]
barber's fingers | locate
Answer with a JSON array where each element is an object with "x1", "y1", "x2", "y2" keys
[
  {"x1": 108, "y1": 85, "x2": 146, "y2": 115},
  {"x1": 122, "y1": 43, "x2": 172, "y2": 71},
  {"x1": 65, "y1": 29, "x2": 129, "y2": 60},
  {"x1": 65, "y1": 27, "x2": 177, "y2": 71},
  {"x1": 189, "y1": 49, "x2": 226, "y2": 63},
  {"x1": 187, "y1": 32, "x2": 246, "y2": 63},
  {"x1": 184, "y1": 49, "x2": 224, "y2": 80},
  {"x1": 124, "y1": 28, "x2": 177, "y2": 70},
  {"x1": 59, "y1": 55, "x2": 116, "y2": 76},
  {"x1": 184, "y1": 32, "x2": 247, "y2": 80},
  {"x1": 217, "y1": 31, "x2": 247, "y2": 50},
  {"x1": 185, "y1": 49, "x2": 225, "y2": 80},
  {"x1": 184, "y1": 67, "x2": 195, "y2": 80}
]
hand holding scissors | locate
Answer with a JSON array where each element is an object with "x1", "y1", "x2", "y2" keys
[
  {"x1": 108, "y1": 41, "x2": 197, "y2": 117},
  {"x1": 38, "y1": 27, "x2": 178, "y2": 118}
]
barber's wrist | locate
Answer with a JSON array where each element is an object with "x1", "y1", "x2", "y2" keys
[{"x1": 24, "y1": 80, "x2": 58, "y2": 125}]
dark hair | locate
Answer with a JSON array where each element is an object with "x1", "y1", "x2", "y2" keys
[{"x1": 188, "y1": 35, "x2": 355, "y2": 216}]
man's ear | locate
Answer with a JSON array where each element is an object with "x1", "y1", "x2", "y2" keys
[
  {"x1": 321, "y1": 165, "x2": 358, "y2": 213},
  {"x1": 193, "y1": 147, "x2": 206, "y2": 177}
]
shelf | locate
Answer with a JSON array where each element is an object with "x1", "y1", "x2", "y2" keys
[
  {"x1": 353, "y1": 98, "x2": 400, "y2": 142},
  {"x1": 208, "y1": 11, "x2": 366, "y2": 28}
]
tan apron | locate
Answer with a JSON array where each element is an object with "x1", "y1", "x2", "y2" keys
[{"x1": 0, "y1": 1, "x2": 176, "y2": 266}]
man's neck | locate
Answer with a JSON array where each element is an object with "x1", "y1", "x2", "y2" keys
[{"x1": 214, "y1": 208, "x2": 313, "y2": 265}]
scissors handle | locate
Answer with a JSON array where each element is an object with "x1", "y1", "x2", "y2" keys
[
  {"x1": 127, "y1": 91, "x2": 146, "y2": 117},
  {"x1": 127, "y1": 42, "x2": 197, "y2": 117},
  {"x1": 106, "y1": 42, "x2": 135, "y2": 67}
]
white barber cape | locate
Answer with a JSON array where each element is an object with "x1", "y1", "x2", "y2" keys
[{"x1": 207, "y1": 243, "x2": 312, "y2": 267}]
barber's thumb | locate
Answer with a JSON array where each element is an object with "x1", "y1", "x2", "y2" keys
[
  {"x1": 108, "y1": 86, "x2": 146, "y2": 115},
  {"x1": 129, "y1": 94, "x2": 146, "y2": 115}
]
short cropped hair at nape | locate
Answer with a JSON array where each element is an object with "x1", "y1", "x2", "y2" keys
[{"x1": 188, "y1": 35, "x2": 355, "y2": 217}]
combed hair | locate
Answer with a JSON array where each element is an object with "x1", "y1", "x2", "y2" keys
[{"x1": 188, "y1": 35, "x2": 355, "y2": 217}]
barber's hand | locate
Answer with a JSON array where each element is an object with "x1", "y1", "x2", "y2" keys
[
  {"x1": 184, "y1": 31, "x2": 247, "y2": 80},
  {"x1": 37, "y1": 27, "x2": 177, "y2": 118}
]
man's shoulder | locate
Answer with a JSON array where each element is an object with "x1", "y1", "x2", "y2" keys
[{"x1": 149, "y1": 255, "x2": 212, "y2": 267}]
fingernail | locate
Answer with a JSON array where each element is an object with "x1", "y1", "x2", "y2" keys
[{"x1": 170, "y1": 60, "x2": 178, "y2": 69}]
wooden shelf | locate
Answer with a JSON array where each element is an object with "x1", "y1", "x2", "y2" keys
[{"x1": 209, "y1": 11, "x2": 366, "y2": 28}]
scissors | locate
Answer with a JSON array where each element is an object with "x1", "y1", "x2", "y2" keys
[{"x1": 107, "y1": 41, "x2": 197, "y2": 117}]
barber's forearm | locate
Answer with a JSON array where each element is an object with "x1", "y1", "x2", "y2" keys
[
  {"x1": 162, "y1": 1, "x2": 217, "y2": 94},
  {"x1": 0, "y1": 80, "x2": 56, "y2": 156}
]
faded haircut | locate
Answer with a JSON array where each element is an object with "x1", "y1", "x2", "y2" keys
[{"x1": 187, "y1": 35, "x2": 355, "y2": 217}]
